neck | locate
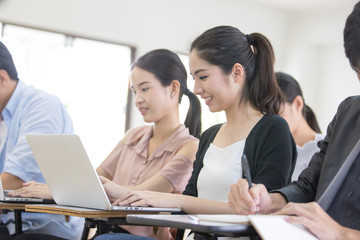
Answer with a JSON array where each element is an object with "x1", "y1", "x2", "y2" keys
[
  {"x1": 152, "y1": 113, "x2": 181, "y2": 142},
  {"x1": 0, "y1": 80, "x2": 17, "y2": 113},
  {"x1": 224, "y1": 102, "x2": 262, "y2": 127},
  {"x1": 292, "y1": 118, "x2": 317, "y2": 147}
]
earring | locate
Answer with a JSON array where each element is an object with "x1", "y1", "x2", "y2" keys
[{"x1": 170, "y1": 93, "x2": 174, "y2": 97}]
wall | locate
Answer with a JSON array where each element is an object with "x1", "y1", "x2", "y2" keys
[{"x1": 0, "y1": 0, "x2": 358, "y2": 132}]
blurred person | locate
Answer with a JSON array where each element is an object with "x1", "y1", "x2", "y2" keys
[{"x1": 276, "y1": 71, "x2": 323, "y2": 181}]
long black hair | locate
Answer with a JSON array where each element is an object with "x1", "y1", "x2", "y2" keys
[
  {"x1": 190, "y1": 25, "x2": 283, "y2": 115},
  {"x1": 132, "y1": 49, "x2": 202, "y2": 138},
  {"x1": 276, "y1": 72, "x2": 321, "y2": 133}
]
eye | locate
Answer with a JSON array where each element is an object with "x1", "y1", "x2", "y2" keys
[
  {"x1": 199, "y1": 76, "x2": 208, "y2": 80},
  {"x1": 141, "y1": 87, "x2": 149, "y2": 92}
]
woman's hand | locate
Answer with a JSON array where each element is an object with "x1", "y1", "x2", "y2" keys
[
  {"x1": 8, "y1": 181, "x2": 53, "y2": 199},
  {"x1": 113, "y1": 190, "x2": 181, "y2": 208},
  {"x1": 99, "y1": 176, "x2": 132, "y2": 202}
]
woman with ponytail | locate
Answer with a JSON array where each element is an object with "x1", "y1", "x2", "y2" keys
[
  {"x1": 276, "y1": 72, "x2": 323, "y2": 181},
  {"x1": 105, "y1": 26, "x2": 296, "y2": 223}
]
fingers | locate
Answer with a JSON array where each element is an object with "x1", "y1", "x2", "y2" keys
[
  {"x1": 228, "y1": 179, "x2": 260, "y2": 214},
  {"x1": 99, "y1": 176, "x2": 110, "y2": 184}
]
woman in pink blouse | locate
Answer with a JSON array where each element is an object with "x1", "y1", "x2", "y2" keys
[{"x1": 95, "y1": 49, "x2": 201, "y2": 238}]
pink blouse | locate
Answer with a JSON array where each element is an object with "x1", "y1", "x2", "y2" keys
[{"x1": 100, "y1": 125, "x2": 198, "y2": 239}]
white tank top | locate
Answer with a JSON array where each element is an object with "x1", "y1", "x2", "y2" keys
[{"x1": 197, "y1": 140, "x2": 245, "y2": 202}]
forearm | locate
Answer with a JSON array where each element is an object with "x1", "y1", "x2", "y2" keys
[
  {"x1": 1, "y1": 173, "x2": 24, "y2": 190},
  {"x1": 342, "y1": 227, "x2": 360, "y2": 240},
  {"x1": 178, "y1": 195, "x2": 235, "y2": 214}
]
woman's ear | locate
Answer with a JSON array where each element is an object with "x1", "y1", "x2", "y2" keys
[
  {"x1": 170, "y1": 80, "x2": 180, "y2": 97},
  {"x1": 232, "y1": 63, "x2": 244, "y2": 83},
  {"x1": 292, "y1": 95, "x2": 304, "y2": 113}
]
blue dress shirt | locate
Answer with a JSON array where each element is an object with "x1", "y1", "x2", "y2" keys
[{"x1": 0, "y1": 80, "x2": 83, "y2": 239}]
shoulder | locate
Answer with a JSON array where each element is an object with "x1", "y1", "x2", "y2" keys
[
  {"x1": 252, "y1": 114, "x2": 289, "y2": 133},
  {"x1": 120, "y1": 125, "x2": 150, "y2": 145},
  {"x1": 337, "y1": 95, "x2": 360, "y2": 113},
  {"x1": 200, "y1": 124, "x2": 222, "y2": 139},
  {"x1": 176, "y1": 139, "x2": 199, "y2": 160},
  {"x1": 20, "y1": 85, "x2": 66, "y2": 112}
]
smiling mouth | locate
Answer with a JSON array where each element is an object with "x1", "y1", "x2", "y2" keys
[{"x1": 204, "y1": 96, "x2": 213, "y2": 105}]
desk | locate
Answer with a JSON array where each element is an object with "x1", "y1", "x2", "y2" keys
[
  {"x1": 25, "y1": 204, "x2": 174, "y2": 240},
  {"x1": 126, "y1": 214, "x2": 258, "y2": 238},
  {"x1": 0, "y1": 202, "x2": 27, "y2": 236}
]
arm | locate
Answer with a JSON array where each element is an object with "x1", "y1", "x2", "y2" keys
[
  {"x1": 278, "y1": 202, "x2": 360, "y2": 240},
  {"x1": 248, "y1": 116, "x2": 296, "y2": 191},
  {"x1": 114, "y1": 189, "x2": 235, "y2": 214},
  {"x1": 3, "y1": 92, "x2": 73, "y2": 188},
  {"x1": 1, "y1": 172, "x2": 24, "y2": 190}
]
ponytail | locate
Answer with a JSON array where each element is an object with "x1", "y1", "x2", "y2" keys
[
  {"x1": 243, "y1": 33, "x2": 283, "y2": 115},
  {"x1": 304, "y1": 105, "x2": 321, "y2": 133},
  {"x1": 183, "y1": 89, "x2": 201, "y2": 138}
]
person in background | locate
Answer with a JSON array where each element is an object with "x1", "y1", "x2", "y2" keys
[
  {"x1": 228, "y1": 2, "x2": 360, "y2": 239},
  {"x1": 0, "y1": 41, "x2": 83, "y2": 239},
  {"x1": 11, "y1": 49, "x2": 202, "y2": 240},
  {"x1": 276, "y1": 71, "x2": 323, "y2": 181},
  {"x1": 95, "y1": 25, "x2": 296, "y2": 240}
]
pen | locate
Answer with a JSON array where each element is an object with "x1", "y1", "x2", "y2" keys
[
  {"x1": 241, "y1": 154, "x2": 252, "y2": 189},
  {"x1": 188, "y1": 215, "x2": 199, "y2": 223}
]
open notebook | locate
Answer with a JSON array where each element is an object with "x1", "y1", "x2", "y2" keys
[{"x1": 248, "y1": 215, "x2": 318, "y2": 240}]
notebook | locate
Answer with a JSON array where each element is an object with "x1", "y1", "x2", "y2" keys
[
  {"x1": 25, "y1": 134, "x2": 181, "y2": 212},
  {"x1": 0, "y1": 178, "x2": 55, "y2": 204},
  {"x1": 248, "y1": 215, "x2": 318, "y2": 240}
]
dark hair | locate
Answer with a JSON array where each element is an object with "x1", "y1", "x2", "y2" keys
[
  {"x1": 344, "y1": 2, "x2": 360, "y2": 68},
  {"x1": 131, "y1": 49, "x2": 201, "y2": 138},
  {"x1": 276, "y1": 72, "x2": 321, "y2": 133},
  {"x1": 190, "y1": 25, "x2": 283, "y2": 114},
  {"x1": 0, "y1": 41, "x2": 19, "y2": 81}
]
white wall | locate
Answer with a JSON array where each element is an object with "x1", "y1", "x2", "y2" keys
[{"x1": 0, "y1": 0, "x2": 358, "y2": 132}]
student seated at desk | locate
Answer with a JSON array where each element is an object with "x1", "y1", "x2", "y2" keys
[
  {"x1": 96, "y1": 25, "x2": 297, "y2": 240},
  {"x1": 0, "y1": 41, "x2": 83, "y2": 240},
  {"x1": 276, "y1": 72, "x2": 323, "y2": 181},
  {"x1": 228, "y1": 2, "x2": 360, "y2": 240},
  {"x1": 10, "y1": 49, "x2": 201, "y2": 240}
]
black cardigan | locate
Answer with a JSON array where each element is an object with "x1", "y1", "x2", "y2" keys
[{"x1": 183, "y1": 114, "x2": 297, "y2": 197}]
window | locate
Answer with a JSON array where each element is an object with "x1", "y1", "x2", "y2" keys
[{"x1": 1, "y1": 24, "x2": 133, "y2": 167}]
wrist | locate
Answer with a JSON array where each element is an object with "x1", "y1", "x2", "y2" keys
[{"x1": 269, "y1": 193, "x2": 287, "y2": 212}]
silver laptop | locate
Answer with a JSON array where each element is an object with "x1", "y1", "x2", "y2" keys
[
  {"x1": 0, "y1": 178, "x2": 55, "y2": 204},
  {"x1": 26, "y1": 134, "x2": 181, "y2": 212}
]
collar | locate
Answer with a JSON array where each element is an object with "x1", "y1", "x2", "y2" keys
[{"x1": 131, "y1": 125, "x2": 188, "y2": 161}]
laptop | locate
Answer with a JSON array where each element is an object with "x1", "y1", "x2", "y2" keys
[
  {"x1": 0, "y1": 178, "x2": 55, "y2": 204},
  {"x1": 26, "y1": 134, "x2": 181, "y2": 212}
]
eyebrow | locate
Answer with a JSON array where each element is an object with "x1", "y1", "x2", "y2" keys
[{"x1": 192, "y1": 69, "x2": 207, "y2": 76}]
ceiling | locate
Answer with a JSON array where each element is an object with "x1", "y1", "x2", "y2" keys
[{"x1": 250, "y1": 0, "x2": 358, "y2": 11}]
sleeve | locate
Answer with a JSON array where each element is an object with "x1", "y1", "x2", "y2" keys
[
  {"x1": 249, "y1": 116, "x2": 297, "y2": 191},
  {"x1": 157, "y1": 152, "x2": 194, "y2": 193},
  {"x1": 3, "y1": 94, "x2": 73, "y2": 183},
  {"x1": 276, "y1": 99, "x2": 341, "y2": 203}
]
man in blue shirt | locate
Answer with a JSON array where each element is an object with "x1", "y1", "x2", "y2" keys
[{"x1": 0, "y1": 41, "x2": 83, "y2": 239}]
